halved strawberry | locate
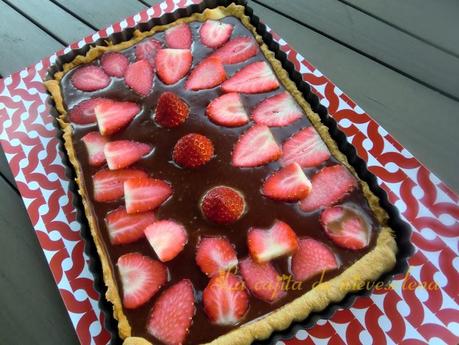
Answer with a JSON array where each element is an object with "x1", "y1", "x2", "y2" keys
[
  {"x1": 201, "y1": 186, "x2": 245, "y2": 225},
  {"x1": 222, "y1": 61, "x2": 279, "y2": 94},
  {"x1": 206, "y1": 93, "x2": 249, "y2": 127},
  {"x1": 105, "y1": 207, "x2": 155, "y2": 245},
  {"x1": 320, "y1": 205, "x2": 370, "y2": 250},
  {"x1": 144, "y1": 220, "x2": 188, "y2": 262},
  {"x1": 247, "y1": 220, "x2": 298, "y2": 263},
  {"x1": 281, "y1": 127, "x2": 331, "y2": 168},
  {"x1": 92, "y1": 168, "x2": 147, "y2": 202},
  {"x1": 81, "y1": 131, "x2": 107, "y2": 166},
  {"x1": 94, "y1": 99, "x2": 140, "y2": 136},
  {"x1": 104, "y1": 140, "x2": 151, "y2": 170},
  {"x1": 172, "y1": 133, "x2": 214, "y2": 168},
  {"x1": 125, "y1": 60, "x2": 154, "y2": 96},
  {"x1": 155, "y1": 92, "x2": 190, "y2": 128},
  {"x1": 232, "y1": 125, "x2": 282, "y2": 167},
  {"x1": 71, "y1": 65, "x2": 110, "y2": 92},
  {"x1": 156, "y1": 49, "x2": 192, "y2": 85},
  {"x1": 68, "y1": 98, "x2": 106, "y2": 125},
  {"x1": 165, "y1": 23, "x2": 192, "y2": 49},
  {"x1": 185, "y1": 57, "x2": 227, "y2": 91},
  {"x1": 135, "y1": 38, "x2": 162, "y2": 66},
  {"x1": 196, "y1": 237, "x2": 238, "y2": 277},
  {"x1": 300, "y1": 165, "x2": 357, "y2": 212},
  {"x1": 211, "y1": 37, "x2": 258, "y2": 64},
  {"x1": 200, "y1": 20, "x2": 233, "y2": 48},
  {"x1": 291, "y1": 238, "x2": 338, "y2": 281},
  {"x1": 101, "y1": 52, "x2": 128, "y2": 77},
  {"x1": 147, "y1": 279, "x2": 195, "y2": 345},
  {"x1": 124, "y1": 177, "x2": 172, "y2": 214},
  {"x1": 252, "y1": 91, "x2": 302, "y2": 126},
  {"x1": 239, "y1": 257, "x2": 286, "y2": 303},
  {"x1": 262, "y1": 163, "x2": 312, "y2": 201},
  {"x1": 117, "y1": 252, "x2": 167, "y2": 309},
  {"x1": 203, "y1": 273, "x2": 249, "y2": 325}
]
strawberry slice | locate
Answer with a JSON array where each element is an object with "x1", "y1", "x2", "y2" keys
[
  {"x1": 320, "y1": 205, "x2": 370, "y2": 250},
  {"x1": 144, "y1": 220, "x2": 188, "y2": 262},
  {"x1": 147, "y1": 279, "x2": 195, "y2": 345},
  {"x1": 222, "y1": 61, "x2": 279, "y2": 94},
  {"x1": 125, "y1": 60, "x2": 154, "y2": 96},
  {"x1": 252, "y1": 91, "x2": 303, "y2": 127},
  {"x1": 155, "y1": 92, "x2": 189, "y2": 128},
  {"x1": 239, "y1": 257, "x2": 286, "y2": 303},
  {"x1": 185, "y1": 57, "x2": 227, "y2": 91},
  {"x1": 206, "y1": 92, "x2": 249, "y2": 127},
  {"x1": 105, "y1": 207, "x2": 156, "y2": 245},
  {"x1": 211, "y1": 37, "x2": 258, "y2": 64},
  {"x1": 68, "y1": 98, "x2": 106, "y2": 125},
  {"x1": 117, "y1": 252, "x2": 167, "y2": 309},
  {"x1": 135, "y1": 38, "x2": 162, "y2": 66},
  {"x1": 101, "y1": 52, "x2": 128, "y2": 77},
  {"x1": 93, "y1": 168, "x2": 147, "y2": 202},
  {"x1": 232, "y1": 125, "x2": 282, "y2": 167},
  {"x1": 281, "y1": 127, "x2": 331, "y2": 168},
  {"x1": 199, "y1": 20, "x2": 233, "y2": 48},
  {"x1": 291, "y1": 238, "x2": 338, "y2": 281},
  {"x1": 124, "y1": 177, "x2": 172, "y2": 214},
  {"x1": 104, "y1": 140, "x2": 151, "y2": 170},
  {"x1": 156, "y1": 49, "x2": 192, "y2": 85},
  {"x1": 81, "y1": 131, "x2": 107, "y2": 166},
  {"x1": 195, "y1": 237, "x2": 238, "y2": 277},
  {"x1": 203, "y1": 272, "x2": 249, "y2": 325},
  {"x1": 300, "y1": 165, "x2": 357, "y2": 212},
  {"x1": 94, "y1": 99, "x2": 140, "y2": 136},
  {"x1": 262, "y1": 163, "x2": 312, "y2": 201},
  {"x1": 247, "y1": 220, "x2": 298, "y2": 263},
  {"x1": 165, "y1": 23, "x2": 192, "y2": 49},
  {"x1": 71, "y1": 65, "x2": 110, "y2": 92}
]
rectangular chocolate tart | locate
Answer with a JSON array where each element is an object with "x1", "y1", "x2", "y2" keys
[{"x1": 45, "y1": 3, "x2": 399, "y2": 345}]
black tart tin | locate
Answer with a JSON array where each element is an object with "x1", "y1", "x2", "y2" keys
[{"x1": 45, "y1": 0, "x2": 414, "y2": 344}]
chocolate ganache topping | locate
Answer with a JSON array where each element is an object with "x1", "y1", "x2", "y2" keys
[{"x1": 59, "y1": 16, "x2": 380, "y2": 345}]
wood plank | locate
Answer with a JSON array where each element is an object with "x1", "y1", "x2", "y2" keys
[
  {"x1": 0, "y1": 147, "x2": 17, "y2": 189},
  {"x1": 0, "y1": 177, "x2": 79, "y2": 345},
  {"x1": 255, "y1": 0, "x2": 459, "y2": 100},
  {"x1": 248, "y1": 1, "x2": 459, "y2": 191},
  {"x1": 6, "y1": 0, "x2": 94, "y2": 45},
  {"x1": 342, "y1": 0, "x2": 459, "y2": 57},
  {"x1": 0, "y1": 1, "x2": 62, "y2": 76},
  {"x1": 51, "y1": 0, "x2": 146, "y2": 29}
]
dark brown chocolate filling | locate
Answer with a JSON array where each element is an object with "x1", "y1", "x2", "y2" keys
[{"x1": 60, "y1": 16, "x2": 379, "y2": 345}]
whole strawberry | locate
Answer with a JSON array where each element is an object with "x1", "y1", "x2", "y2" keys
[
  {"x1": 155, "y1": 92, "x2": 189, "y2": 128},
  {"x1": 201, "y1": 186, "x2": 245, "y2": 224},
  {"x1": 173, "y1": 133, "x2": 214, "y2": 168}
]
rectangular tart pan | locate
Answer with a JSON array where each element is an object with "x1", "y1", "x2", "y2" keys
[{"x1": 45, "y1": 0, "x2": 414, "y2": 343}]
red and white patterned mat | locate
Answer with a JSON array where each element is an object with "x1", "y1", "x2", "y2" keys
[{"x1": 0, "y1": 1, "x2": 457, "y2": 344}]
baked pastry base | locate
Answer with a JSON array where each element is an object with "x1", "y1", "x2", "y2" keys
[{"x1": 45, "y1": 4, "x2": 397, "y2": 345}]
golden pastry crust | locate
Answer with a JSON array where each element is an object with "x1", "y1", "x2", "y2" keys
[{"x1": 44, "y1": 4, "x2": 397, "y2": 345}]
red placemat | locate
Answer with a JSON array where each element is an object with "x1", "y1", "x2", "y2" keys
[{"x1": 0, "y1": 1, "x2": 457, "y2": 344}]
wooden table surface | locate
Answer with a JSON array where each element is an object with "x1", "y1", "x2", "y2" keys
[{"x1": 0, "y1": 0, "x2": 458, "y2": 344}]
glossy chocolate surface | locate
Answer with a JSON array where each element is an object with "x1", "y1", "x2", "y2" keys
[{"x1": 60, "y1": 16, "x2": 380, "y2": 345}]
